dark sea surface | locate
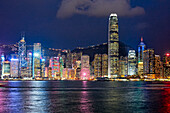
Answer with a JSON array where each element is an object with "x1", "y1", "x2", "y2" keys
[{"x1": 0, "y1": 81, "x2": 170, "y2": 113}]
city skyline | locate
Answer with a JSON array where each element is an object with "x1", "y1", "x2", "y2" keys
[
  {"x1": 0, "y1": 0, "x2": 169, "y2": 56},
  {"x1": 0, "y1": 1, "x2": 170, "y2": 113},
  {"x1": 0, "y1": 13, "x2": 169, "y2": 80}
]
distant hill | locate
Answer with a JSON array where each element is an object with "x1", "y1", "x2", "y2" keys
[{"x1": 72, "y1": 42, "x2": 133, "y2": 62}]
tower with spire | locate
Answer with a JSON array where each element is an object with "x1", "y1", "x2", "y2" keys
[
  {"x1": 18, "y1": 33, "x2": 27, "y2": 77},
  {"x1": 138, "y1": 37, "x2": 146, "y2": 63},
  {"x1": 137, "y1": 37, "x2": 146, "y2": 76}
]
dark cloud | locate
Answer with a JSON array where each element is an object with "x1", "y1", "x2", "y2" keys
[{"x1": 57, "y1": 0, "x2": 145, "y2": 18}]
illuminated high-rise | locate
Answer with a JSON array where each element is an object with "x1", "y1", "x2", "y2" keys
[
  {"x1": 108, "y1": 13, "x2": 119, "y2": 78},
  {"x1": 128, "y1": 50, "x2": 137, "y2": 75},
  {"x1": 27, "y1": 50, "x2": 32, "y2": 78},
  {"x1": 50, "y1": 57, "x2": 60, "y2": 79},
  {"x1": 94, "y1": 54, "x2": 102, "y2": 77},
  {"x1": 59, "y1": 57, "x2": 64, "y2": 79},
  {"x1": 66, "y1": 50, "x2": 73, "y2": 68},
  {"x1": 2, "y1": 60, "x2": 10, "y2": 79},
  {"x1": 119, "y1": 56, "x2": 128, "y2": 76},
  {"x1": 163, "y1": 53, "x2": 170, "y2": 78},
  {"x1": 80, "y1": 55, "x2": 90, "y2": 80},
  {"x1": 18, "y1": 34, "x2": 26, "y2": 77},
  {"x1": 155, "y1": 55, "x2": 162, "y2": 78},
  {"x1": 0, "y1": 53, "x2": 5, "y2": 78},
  {"x1": 138, "y1": 37, "x2": 146, "y2": 76},
  {"x1": 143, "y1": 49, "x2": 155, "y2": 78},
  {"x1": 33, "y1": 43, "x2": 41, "y2": 78},
  {"x1": 10, "y1": 54, "x2": 19, "y2": 78},
  {"x1": 102, "y1": 54, "x2": 108, "y2": 77}
]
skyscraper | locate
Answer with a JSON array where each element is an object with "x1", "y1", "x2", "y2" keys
[
  {"x1": 102, "y1": 54, "x2": 108, "y2": 77},
  {"x1": 80, "y1": 55, "x2": 90, "y2": 80},
  {"x1": 143, "y1": 49, "x2": 155, "y2": 78},
  {"x1": 94, "y1": 54, "x2": 102, "y2": 77},
  {"x1": 10, "y1": 54, "x2": 19, "y2": 78},
  {"x1": 128, "y1": 50, "x2": 137, "y2": 75},
  {"x1": 138, "y1": 37, "x2": 146, "y2": 76},
  {"x1": 108, "y1": 13, "x2": 119, "y2": 78},
  {"x1": 66, "y1": 50, "x2": 73, "y2": 68},
  {"x1": 2, "y1": 60, "x2": 10, "y2": 79},
  {"x1": 119, "y1": 56, "x2": 128, "y2": 76},
  {"x1": 155, "y1": 55, "x2": 162, "y2": 78},
  {"x1": 33, "y1": 43, "x2": 41, "y2": 78},
  {"x1": 27, "y1": 50, "x2": 32, "y2": 78},
  {"x1": 18, "y1": 34, "x2": 26, "y2": 77},
  {"x1": 163, "y1": 53, "x2": 170, "y2": 78},
  {"x1": 50, "y1": 57, "x2": 60, "y2": 79}
]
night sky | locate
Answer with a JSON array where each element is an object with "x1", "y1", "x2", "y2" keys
[{"x1": 0, "y1": 0, "x2": 169, "y2": 56}]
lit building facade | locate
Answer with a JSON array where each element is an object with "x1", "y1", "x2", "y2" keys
[
  {"x1": 33, "y1": 43, "x2": 41, "y2": 78},
  {"x1": 163, "y1": 53, "x2": 170, "y2": 78},
  {"x1": 41, "y1": 58, "x2": 45, "y2": 78},
  {"x1": 80, "y1": 55, "x2": 90, "y2": 80},
  {"x1": 72, "y1": 52, "x2": 82, "y2": 69},
  {"x1": 66, "y1": 50, "x2": 73, "y2": 68},
  {"x1": 2, "y1": 61, "x2": 10, "y2": 79},
  {"x1": 155, "y1": 55, "x2": 162, "y2": 78},
  {"x1": 108, "y1": 13, "x2": 119, "y2": 78},
  {"x1": 143, "y1": 49, "x2": 155, "y2": 78},
  {"x1": 0, "y1": 53, "x2": 5, "y2": 78},
  {"x1": 102, "y1": 54, "x2": 108, "y2": 77},
  {"x1": 119, "y1": 56, "x2": 128, "y2": 76},
  {"x1": 59, "y1": 57, "x2": 64, "y2": 79},
  {"x1": 50, "y1": 57, "x2": 60, "y2": 79},
  {"x1": 27, "y1": 50, "x2": 32, "y2": 78},
  {"x1": 18, "y1": 35, "x2": 27, "y2": 77},
  {"x1": 94, "y1": 54, "x2": 102, "y2": 77},
  {"x1": 138, "y1": 37, "x2": 146, "y2": 76},
  {"x1": 128, "y1": 50, "x2": 137, "y2": 75},
  {"x1": 10, "y1": 54, "x2": 19, "y2": 78}
]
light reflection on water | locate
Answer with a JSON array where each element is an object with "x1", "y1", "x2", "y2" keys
[{"x1": 0, "y1": 81, "x2": 170, "y2": 112}]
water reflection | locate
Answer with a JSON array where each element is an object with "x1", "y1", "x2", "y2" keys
[
  {"x1": 0, "y1": 88, "x2": 5, "y2": 113},
  {"x1": 22, "y1": 81, "x2": 50, "y2": 113},
  {"x1": 0, "y1": 81, "x2": 170, "y2": 112},
  {"x1": 79, "y1": 81, "x2": 93, "y2": 113},
  {"x1": 8, "y1": 87, "x2": 23, "y2": 112},
  {"x1": 158, "y1": 83, "x2": 170, "y2": 113}
]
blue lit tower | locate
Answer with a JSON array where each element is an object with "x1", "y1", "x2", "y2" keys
[
  {"x1": 18, "y1": 34, "x2": 27, "y2": 77},
  {"x1": 137, "y1": 37, "x2": 146, "y2": 76},
  {"x1": 108, "y1": 13, "x2": 119, "y2": 78}
]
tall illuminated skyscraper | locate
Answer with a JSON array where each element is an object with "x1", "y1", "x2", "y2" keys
[
  {"x1": 33, "y1": 43, "x2": 41, "y2": 78},
  {"x1": 18, "y1": 34, "x2": 26, "y2": 77},
  {"x1": 138, "y1": 37, "x2": 146, "y2": 76},
  {"x1": 108, "y1": 13, "x2": 119, "y2": 78},
  {"x1": 128, "y1": 50, "x2": 137, "y2": 75},
  {"x1": 143, "y1": 49, "x2": 155, "y2": 78}
]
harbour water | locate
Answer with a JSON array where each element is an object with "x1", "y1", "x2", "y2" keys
[{"x1": 0, "y1": 81, "x2": 170, "y2": 113}]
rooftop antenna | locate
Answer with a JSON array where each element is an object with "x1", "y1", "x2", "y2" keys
[{"x1": 141, "y1": 37, "x2": 143, "y2": 42}]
